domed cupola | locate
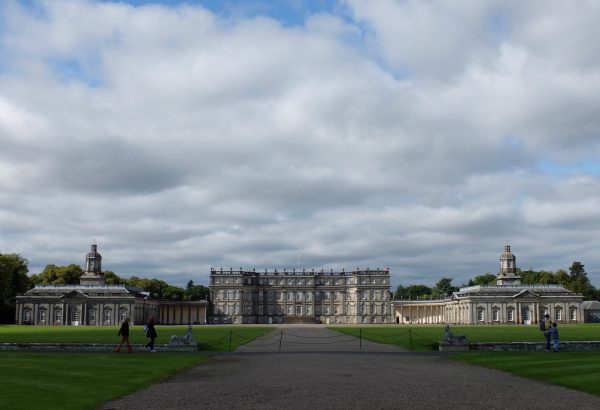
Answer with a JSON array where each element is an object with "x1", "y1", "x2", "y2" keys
[
  {"x1": 80, "y1": 244, "x2": 105, "y2": 286},
  {"x1": 85, "y1": 244, "x2": 102, "y2": 274},
  {"x1": 497, "y1": 244, "x2": 521, "y2": 285}
]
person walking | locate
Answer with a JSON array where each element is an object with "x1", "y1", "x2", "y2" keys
[
  {"x1": 549, "y1": 322, "x2": 560, "y2": 352},
  {"x1": 145, "y1": 316, "x2": 158, "y2": 352},
  {"x1": 115, "y1": 317, "x2": 132, "y2": 353},
  {"x1": 540, "y1": 313, "x2": 552, "y2": 351}
]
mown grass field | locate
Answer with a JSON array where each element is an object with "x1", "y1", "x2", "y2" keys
[
  {"x1": 331, "y1": 324, "x2": 600, "y2": 351},
  {"x1": 0, "y1": 325, "x2": 273, "y2": 351},
  {"x1": 0, "y1": 352, "x2": 206, "y2": 410},
  {"x1": 0, "y1": 325, "x2": 273, "y2": 409},
  {"x1": 449, "y1": 351, "x2": 600, "y2": 396}
]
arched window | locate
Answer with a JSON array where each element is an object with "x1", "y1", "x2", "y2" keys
[
  {"x1": 70, "y1": 307, "x2": 80, "y2": 324},
  {"x1": 492, "y1": 308, "x2": 500, "y2": 322},
  {"x1": 104, "y1": 308, "x2": 112, "y2": 324},
  {"x1": 54, "y1": 308, "x2": 62, "y2": 324},
  {"x1": 555, "y1": 308, "x2": 563, "y2": 321},
  {"x1": 38, "y1": 307, "x2": 47, "y2": 324},
  {"x1": 570, "y1": 308, "x2": 577, "y2": 321},
  {"x1": 477, "y1": 308, "x2": 485, "y2": 322}
]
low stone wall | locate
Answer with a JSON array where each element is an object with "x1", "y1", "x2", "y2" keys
[
  {"x1": 440, "y1": 341, "x2": 600, "y2": 351},
  {"x1": 469, "y1": 341, "x2": 600, "y2": 351},
  {"x1": 0, "y1": 343, "x2": 198, "y2": 352}
]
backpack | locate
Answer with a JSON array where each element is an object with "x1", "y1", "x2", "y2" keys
[{"x1": 539, "y1": 320, "x2": 546, "y2": 331}]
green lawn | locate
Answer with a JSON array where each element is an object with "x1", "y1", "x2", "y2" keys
[
  {"x1": 0, "y1": 325, "x2": 273, "y2": 351},
  {"x1": 450, "y1": 351, "x2": 600, "y2": 396},
  {"x1": 331, "y1": 324, "x2": 600, "y2": 351},
  {"x1": 0, "y1": 352, "x2": 206, "y2": 410}
]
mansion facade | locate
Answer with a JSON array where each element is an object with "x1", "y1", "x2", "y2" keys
[
  {"x1": 15, "y1": 245, "x2": 208, "y2": 326},
  {"x1": 210, "y1": 267, "x2": 391, "y2": 324},
  {"x1": 15, "y1": 243, "x2": 589, "y2": 327},
  {"x1": 392, "y1": 245, "x2": 585, "y2": 325}
]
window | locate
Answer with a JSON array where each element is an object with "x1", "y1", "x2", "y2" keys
[
  {"x1": 296, "y1": 292, "x2": 303, "y2": 301},
  {"x1": 23, "y1": 308, "x2": 32, "y2": 323},
  {"x1": 71, "y1": 307, "x2": 80, "y2": 324},
  {"x1": 118, "y1": 307, "x2": 127, "y2": 322},
  {"x1": 287, "y1": 292, "x2": 293, "y2": 302},
  {"x1": 38, "y1": 308, "x2": 47, "y2": 324},
  {"x1": 306, "y1": 293, "x2": 312, "y2": 302},
  {"x1": 296, "y1": 306, "x2": 302, "y2": 316},
  {"x1": 477, "y1": 309, "x2": 485, "y2": 322},
  {"x1": 492, "y1": 309, "x2": 499, "y2": 321},
  {"x1": 306, "y1": 306, "x2": 312, "y2": 315},
  {"x1": 325, "y1": 306, "x2": 330, "y2": 315},
  {"x1": 570, "y1": 308, "x2": 577, "y2": 321},
  {"x1": 89, "y1": 309, "x2": 96, "y2": 323},
  {"x1": 555, "y1": 309, "x2": 562, "y2": 321},
  {"x1": 287, "y1": 306, "x2": 292, "y2": 315},
  {"x1": 507, "y1": 309, "x2": 514, "y2": 321},
  {"x1": 234, "y1": 305, "x2": 239, "y2": 314},
  {"x1": 104, "y1": 308, "x2": 112, "y2": 324},
  {"x1": 54, "y1": 308, "x2": 62, "y2": 324}
]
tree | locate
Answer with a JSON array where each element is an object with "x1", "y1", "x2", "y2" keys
[
  {"x1": 0, "y1": 253, "x2": 32, "y2": 323},
  {"x1": 394, "y1": 284, "x2": 431, "y2": 299},
  {"x1": 162, "y1": 285, "x2": 186, "y2": 301},
  {"x1": 567, "y1": 262, "x2": 597, "y2": 300},
  {"x1": 103, "y1": 270, "x2": 125, "y2": 285},
  {"x1": 186, "y1": 283, "x2": 210, "y2": 301},
  {"x1": 31, "y1": 264, "x2": 83, "y2": 285},
  {"x1": 470, "y1": 273, "x2": 497, "y2": 286},
  {"x1": 431, "y1": 277, "x2": 458, "y2": 298}
]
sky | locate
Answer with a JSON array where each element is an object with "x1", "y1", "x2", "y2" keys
[{"x1": 1, "y1": 0, "x2": 600, "y2": 289}]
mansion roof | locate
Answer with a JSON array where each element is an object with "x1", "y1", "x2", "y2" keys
[{"x1": 22, "y1": 284, "x2": 147, "y2": 298}]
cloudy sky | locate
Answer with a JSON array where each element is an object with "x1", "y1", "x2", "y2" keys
[{"x1": 1, "y1": 0, "x2": 600, "y2": 289}]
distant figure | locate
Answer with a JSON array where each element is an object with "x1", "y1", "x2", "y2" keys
[
  {"x1": 540, "y1": 314, "x2": 552, "y2": 351},
  {"x1": 115, "y1": 317, "x2": 131, "y2": 353},
  {"x1": 145, "y1": 316, "x2": 158, "y2": 352},
  {"x1": 549, "y1": 322, "x2": 559, "y2": 353}
]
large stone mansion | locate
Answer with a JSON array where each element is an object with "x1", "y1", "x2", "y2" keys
[
  {"x1": 15, "y1": 243, "x2": 591, "y2": 326},
  {"x1": 210, "y1": 267, "x2": 391, "y2": 324}
]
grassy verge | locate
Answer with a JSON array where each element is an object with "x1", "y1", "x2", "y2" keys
[
  {"x1": 449, "y1": 351, "x2": 600, "y2": 396},
  {"x1": 0, "y1": 325, "x2": 273, "y2": 351},
  {"x1": 0, "y1": 352, "x2": 207, "y2": 410},
  {"x1": 330, "y1": 324, "x2": 600, "y2": 351}
]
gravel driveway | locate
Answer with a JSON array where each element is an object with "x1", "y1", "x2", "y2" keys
[{"x1": 103, "y1": 326, "x2": 600, "y2": 410}]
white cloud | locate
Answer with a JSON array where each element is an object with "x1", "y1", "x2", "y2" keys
[{"x1": 1, "y1": 0, "x2": 600, "y2": 288}]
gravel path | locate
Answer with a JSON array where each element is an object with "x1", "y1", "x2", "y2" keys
[{"x1": 103, "y1": 326, "x2": 600, "y2": 410}]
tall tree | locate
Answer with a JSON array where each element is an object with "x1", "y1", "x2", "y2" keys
[
  {"x1": 431, "y1": 277, "x2": 458, "y2": 298},
  {"x1": 467, "y1": 273, "x2": 497, "y2": 286},
  {"x1": 0, "y1": 253, "x2": 32, "y2": 323}
]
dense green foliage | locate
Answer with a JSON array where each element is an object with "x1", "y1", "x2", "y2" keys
[
  {"x1": 0, "y1": 254, "x2": 32, "y2": 323},
  {"x1": 0, "y1": 352, "x2": 206, "y2": 410},
  {"x1": 332, "y1": 324, "x2": 600, "y2": 352},
  {"x1": 450, "y1": 351, "x2": 600, "y2": 396}
]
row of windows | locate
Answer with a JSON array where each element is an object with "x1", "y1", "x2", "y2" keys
[
  {"x1": 22, "y1": 307, "x2": 129, "y2": 324},
  {"x1": 214, "y1": 304, "x2": 387, "y2": 316},
  {"x1": 213, "y1": 277, "x2": 388, "y2": 286},
  {"x1": 213, "y1": 290, "x2": 389, "y2": 301},
  {"x1": 475, "y1": 307, "x2": 577, "y2": 322}
]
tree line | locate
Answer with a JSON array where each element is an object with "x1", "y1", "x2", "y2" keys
[
  {"x1": 393, "y1": 261, "x2": 599, "y2": 301},
  {"x1": 0, "y1": 252, "x2": 209, "y2": 323}
]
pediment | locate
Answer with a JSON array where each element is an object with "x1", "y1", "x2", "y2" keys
[
  {"x1": 513, "y1": 289, "x2": 540, "y2": 298},
  {"x1": 59, "y1": 290, "x2": 89, "y2": 299}
]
